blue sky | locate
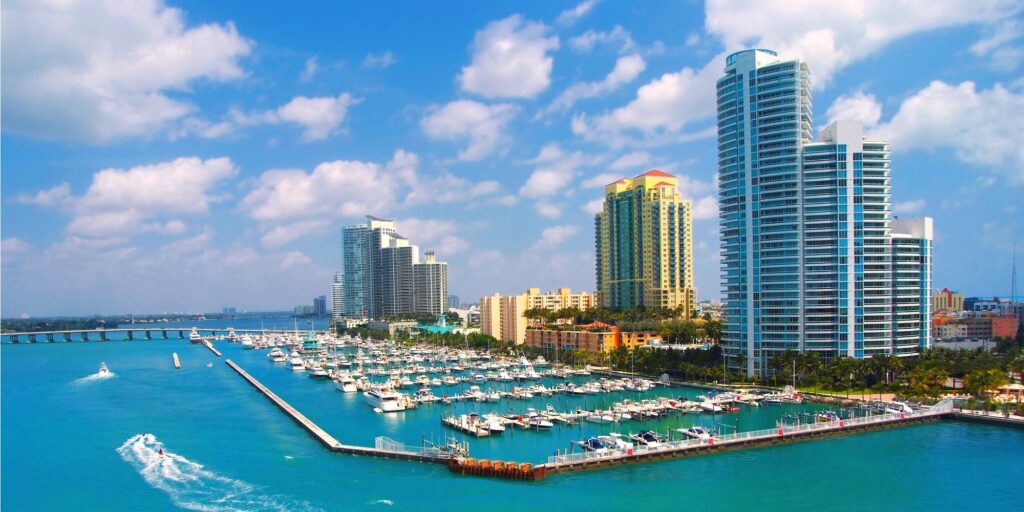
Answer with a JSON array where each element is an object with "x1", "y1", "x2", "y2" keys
[{"x1": 2, "y1": 0, "x2": 1023, "y2": 317}]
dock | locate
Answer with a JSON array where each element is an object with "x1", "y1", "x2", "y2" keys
[
  {"x1": 537, "y1": 400, "x2": 955, "y2": 475},
  {"x1": 172, "y1": 353, "x2": 180, "y2": 369},
  {"x1": 202, "y1": 340, "x2": 222, "y2": 357},
  {"x1": 225, "y1": 359, "x2": 459, "y2": 464}
]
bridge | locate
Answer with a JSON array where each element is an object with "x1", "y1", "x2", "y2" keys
[{"x1": 0, "y1": 327, "x2": 306, "y2": 344}]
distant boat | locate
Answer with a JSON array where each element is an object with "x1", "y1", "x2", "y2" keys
[{"x1": 98, "y1": 362, "x2": 110, "y2": 375}]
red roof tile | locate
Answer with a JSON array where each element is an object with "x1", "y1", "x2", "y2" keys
[{"x1": 640, "y1": 169, "x2": 674, "y2": 178}]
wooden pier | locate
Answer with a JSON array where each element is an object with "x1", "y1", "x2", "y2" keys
[
  {"x1": 172, "y1": 353, "x2": 180, "y2": 369},
  {"x1": 202, "y1": 340, "x2": 222, "y2": 357}
]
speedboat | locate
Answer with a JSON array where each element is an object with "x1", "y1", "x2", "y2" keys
[
  {"x1": 698, "y1": 399, "x2": 724, "y2": 413},
  {"x1": 599, "y1": 433, "x2": 634, "y2": 451},
  {"x1": 629, "y1": 430, "x2": 662, "y2": 448},
  {"x1": 364, "y1": 385, "x2": 407, "y2": 412},
  {"x1": 98, "y1": 362, "x2": 110, "y2": 375},
  {"x1": 308, "y1": 365, "x2": 329, "y2": 379},
  {"x1": 586, "y1": 411, "x2": 615, "y2": 424},
  {"x1": 527, "y1": 417, "x2": 553, "y2": 430},
  {"x1": 483, "y1": 413, "x2": 506, "y2": 434},
  {"x1": 577, "y1": 437, "x2": 609, "y2": 454},
  {"x1": 677, "y1": 426, "x2": 711, "y2": 441}
]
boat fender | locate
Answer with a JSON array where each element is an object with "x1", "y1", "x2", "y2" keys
[
  {"x1": 777, "y1": 428, "x2": 784, "y2": 436},
  {"x1": 839, "y1": 420, "x2": 845, "y2": 428}
]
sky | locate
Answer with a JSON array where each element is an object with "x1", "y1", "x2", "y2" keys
[{"x1": 2, "y1": 0, "x2": 1023, "y2": 317}]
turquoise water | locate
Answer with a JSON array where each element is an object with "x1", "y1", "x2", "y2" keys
[{"x1": 3, "y1": 337, "x2": 1023, "y2": 511}]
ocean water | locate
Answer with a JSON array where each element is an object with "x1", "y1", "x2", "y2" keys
[{"x1": 3, "y1": 336, "x2": 1023, "y2": 511}]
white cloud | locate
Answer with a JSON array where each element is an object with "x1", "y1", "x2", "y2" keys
[
  {"x1": 395, "y1": 218, "x2": 469, "y2": 257},
  {"x1": 1, "y1": 237, "x2": 32, "y2": 263},
  {"x1": 969, "y1": 20, "x2": 1024, "y2": 70},
  {"x1": 280, "y1": 251, "x2": 312, "y2": 268},
  {"x1": 582, "y1": 198, "x2": 604, "y2": 215},
  {"x1": 609, "y1": 151, "x2": 653, "y2": 170},
  {"x1": 534, "y1": 202, "x2": 563, "y2": 218},
  {"x1": 581, "y1": 173, "x2": 622, "y2": 189},
  {"x1": 533, "y1": 225, "x2": 578, "y2": 250},
  {"x1": 16, "y1": 183, "x2": 71, "y2": 207},
  {"x1": 542, "y1": 54, "x2": 646, "y2": 115},
  {"x1": 38, "y1": 157, "x2": 238, "y2": 238},
  {"x1": 556, "y1": 0, "x2": 598, "y2": 26},
  {"x1": 421, "y1": 100, "x2": 519, "y2": 161},
  {"x1": 893, "y1": 199, "x2": 926, "y2": 214},
  {"x1": 2, "y1": 0, "x2": 251, "y2": 141},
  {"x1": 363, "y1": 51, "x2": 396, "y2": 68},
  {"x1": 405, "y1": 173, "x2": 501, "y2": 206},
  {"x1": 873, "y1": 80, "x2": 1024, "y2": 185},
  {"x1": 300, "y1": 57, "x2": 319, "y2": 82},
  {"x1": 458, "y1": 15, "x2": 559, "y2": 98},
  {"x1": 519, "y1": 149, "x2": 586, "y2": 198},
  {"x1": 242, "y1": 155, "x2": 401, "y2": 222},
  {"x1": 224, "y1": 247, "x2": 258, "y2": 266},
  {"x1": 568, "y1": 25, "x2": 634, "y2": 54},
  {"x1": 270, "y1": 93, "x2": 359, "y2": 141},
  {"x1": 705, "y1": 0, "x2": 1021, "y2": 89},
  {"x1": 572, "y1": 56, "x2": 722, "y2": 145},
  {"x1": 692, "y1": 196, "x2": 718, "y2": 220},
  {"x1": 261, "y1": 220, "x2": 330, "y2": 248},
  {"x1": 826, "y1": 90, "x2": 882, "y2": 128}
]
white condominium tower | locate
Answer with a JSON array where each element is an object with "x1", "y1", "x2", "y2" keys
[{"x1": 717, "y1": 49, "x2": 932, "y2": 377}]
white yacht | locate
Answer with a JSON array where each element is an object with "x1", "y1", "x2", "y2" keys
[
  {"x1": 364, "y1": 386, "x2": 407, "y2": 412},
  {"x1": 240, "y1": 335, "x2": 254, "y2": 349},
  {"x1": 289, "y1": 357, "x2": 306, "y2": 372},
  {"x1": 308, "y1": 364, "x2": 329, "y2": 379},
  {"x1": 334, "y1": 373, "x2": 358, "y2": 392},
  {"x1": 98, "y1": 362, "x2": 110, "y2": 375},
  {"x1": 188, "y1": 328, "x2": 202, "y2": 344},
  {"x1": 268, "y1": 348, "x2": 287, "y2": 363},
  {"x1": 677, "y1": 426, "x2": 712, "y2": 441}
]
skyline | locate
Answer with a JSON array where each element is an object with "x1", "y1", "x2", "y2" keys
[{"x1": 3, "y1": 0, "x2": 1024, "y2": 317}]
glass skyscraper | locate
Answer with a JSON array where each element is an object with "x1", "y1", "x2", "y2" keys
[{"x1": 717, "y1": 49, "x2": 932, "y2": 376}]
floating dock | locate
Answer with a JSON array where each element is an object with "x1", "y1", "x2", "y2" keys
[
  {"x1": 202, "y1": 340, "x2": 222, "y2": 357},
  {"x1": 172, "y1": 353, "x2": 180, "y2": 369}
]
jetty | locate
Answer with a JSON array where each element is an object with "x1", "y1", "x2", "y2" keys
[
  {"x1": 172, "y1": 353, "x2": 180, "y2": 369},
  {"x1": 201, "y1": 340, "x2": 222, "y2": 357}
]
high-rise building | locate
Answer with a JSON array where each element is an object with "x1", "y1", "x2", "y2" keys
[
  {"x1": 414, "y1": 250, "x2": 448, "y2": 316},
  {"x1": 313, "y1": 295, "x2": 327, "y2": 317},
  {"x1": 448, "y1": 295, "x2": 460, "y2": 309},
  {"x1": 340, "y1": 215, "x2": 449, "y2": 319},
  {"x1": 331, "y1": 272, "x2": 344, "y2": 319},
  {"x1": 716, "y1": 49, "x2": 933, "y2": 376},
  {"x1": 595, "y1": 170, "x2": 696, "y2": 315},
  {"x1": 932, "y1": 288, "x2": 964, "y2": 312}
]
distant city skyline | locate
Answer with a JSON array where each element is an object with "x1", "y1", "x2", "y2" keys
[{"x1": 2, "y1": 1, "x2": 1023, "y2": 316}]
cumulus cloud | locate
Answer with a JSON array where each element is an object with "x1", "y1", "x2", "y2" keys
[
  {"x1": 395, "y1": 218, "x2": 469, "y2": 257},
  {"x1": 568, "y1": 25, "x2": 634, "y2": 54},
  {"x1": 280, "y1": 251, "x2": 312, "y2": 268},
  {"x1": 556, "y1": 0, "x2": 598, "y2": 26},
  {"x1": 300, "y1": 57, "x2": 319, "y2": 82},
  {"x1": 692, "y1": 196, "x2": 718, "y2": 220},
  {"x1": 16, "y1": 183, "x2": 71, "y2": 207},
  {"x1": 705, "y1": 0, "x2": 1021, "y2": 89},
  {"x1": 26, "y1": 157, "x2": 238, "y2": 238},
  {"x1": 582, "y1": 198, "x2": 605, "y2": 215},
  {"x1": 610, "y1": 151, "x2": 653, "y2": 170},
  {"x1": 873, "y1": 80, "x2": 1024, "y2": 185},
  {"x1": 893, "y1": 199, "x2": 926, "y2": 214},
  {"x1": 261, "y1": 219, "x2": 330, "y2": 248},
  {"x1": 534, "y1": 202, "x2": 564, "y2": 219},
  {"x1": 458, "y1": 15, "x2": 559, "y2": 98},
  {"x1": 1, "y1": 0, "x2": 251, "y2": 141},
  {"x1": 533, "y1": 225, "x2": 578, "y2": 250},
  {"x1": 268, "y1": 93, "x2": 359, "y2": 141},
  {"x1": 826, "y1": 90, "x2": 883, "y2": 128},
  {"x1": 363, "y1": 51, "x2": 396, "y2": 68},
  {"x1": 421, "y1": 100, "x2": 519, "y2": 161},
  {"x1": 572, "y1": 57, "x2": 722, "y2": 145},
  {"x1": 541, "y1": 54, "x2": 646, "y2": 116},
  {"x1": 1, "y1": 237, "x2": 32, "y2": 263},
  {"x1": 970, "y1": 20, "x2": 1024, "y2": 70},
  {"x1": 519, "y1": 146, "x2": 586, "y2": 198},
  {"x1": 581, "y1": 173, "x2": 622, "y2": 189}
]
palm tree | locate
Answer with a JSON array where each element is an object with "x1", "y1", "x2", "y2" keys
[{"x1": 964, "y1": 368, "x2": 1010, "y2": 399}]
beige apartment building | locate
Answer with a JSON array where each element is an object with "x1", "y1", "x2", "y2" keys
[{"x1": 480, "y1": 288, "x2": 596, "y2": 345}]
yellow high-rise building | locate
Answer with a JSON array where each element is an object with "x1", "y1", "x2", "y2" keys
[{"x1": 595, "y1": 169, "x2": 696, "y2": 315}]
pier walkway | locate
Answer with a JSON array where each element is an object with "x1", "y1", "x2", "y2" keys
[
  {"x1": 225, "y1": 359, "x2": 454, "y2": 464},
  {"x1": 538, "y1": 399, "x2": 955, "y2": 475}
]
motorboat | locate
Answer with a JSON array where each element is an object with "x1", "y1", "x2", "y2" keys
[
  {"x1": 585, "y1": 411, "x2": 615, "y2": 424},
  {"x1": 188, "y1": 328, "x2": 202, "y2": 344},
  {"x1": 289, "y1": 357, "x2": 306, "y2": 372},
  {"x1": 240, "y1": 335, "x2": 254, "y2": 349},
  {"x1": 677, "y1": 426, "x2": 712, "y2": 441},
  {"x1": 334, "y1": 373, "x2": 358, "y2": 392},
  {"x1": 599, "y1": 433, "x2": 634, "y2": 451},
  {"x1": 629, "y1": 430, "x2": 662, "y2": 448},
  {"x1": 698, "y1": 399, "x2": 724, "y2": 413},
  {"x1": 577, "y1": 437, "x2": 609, "y2": 454},
  {"x1": 308, "y1": 365, "x2": 329, "y2": 379},
  {"x1": 364, "y1": 386, "x2": 407, "y2": 412},
  {"x1": 483, "y1": 413, "x2": 506, "y2": 434},
  {"x1": 527, "y1": 417, "x2": 553, "y2": 430},
  {"x1": 98, "y1": 362, "x2": 110, "y2": 375}
]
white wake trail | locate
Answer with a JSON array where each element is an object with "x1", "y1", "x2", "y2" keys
[
  {"x1": 74, "y1": 371, "x2": 115, "y2": 384},
  {"x1": 116, "y1": 434, "x2": 322, "y2": 512}
]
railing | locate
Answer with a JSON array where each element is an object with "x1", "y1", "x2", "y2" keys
[{"x1": 546, "y1": 401, "x2": 952, "y2": 467}]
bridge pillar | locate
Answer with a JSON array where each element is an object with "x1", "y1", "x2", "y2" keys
[
  {"x1": 145, "y1": 330, "x2": 152, "y2": 340},
  {"x1": 10, "y1": 335, "x2": 19, "y2": 343},
  {"x1": 100, "y1": 331, "x2": 108, "y2": 341},
  {"x1": 80, "y1": 332, "x2": 88, "y2": 342},
  {"x1": 28, "y1": 334, "x2": 37, "y2": 343},
  {"x1": 63, "y1": 332, "x2": 72, "y2": 342},
  {"x1": 162, "y1": 330, "x2": 168, "y2": 339},
  {"x1": 127, "y1": 331, "x2": 134, "y2": 341}
]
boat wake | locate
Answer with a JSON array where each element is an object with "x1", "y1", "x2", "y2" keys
[
  {"x1": 116, "y1": 434, "x2": 322, "y2": 512},
  {"x1": 370, "y1": 499, "x2": 394, "y2": 506},
  {"x1": 74, "y1": 371, "x2": 115, "y2": 384}
]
